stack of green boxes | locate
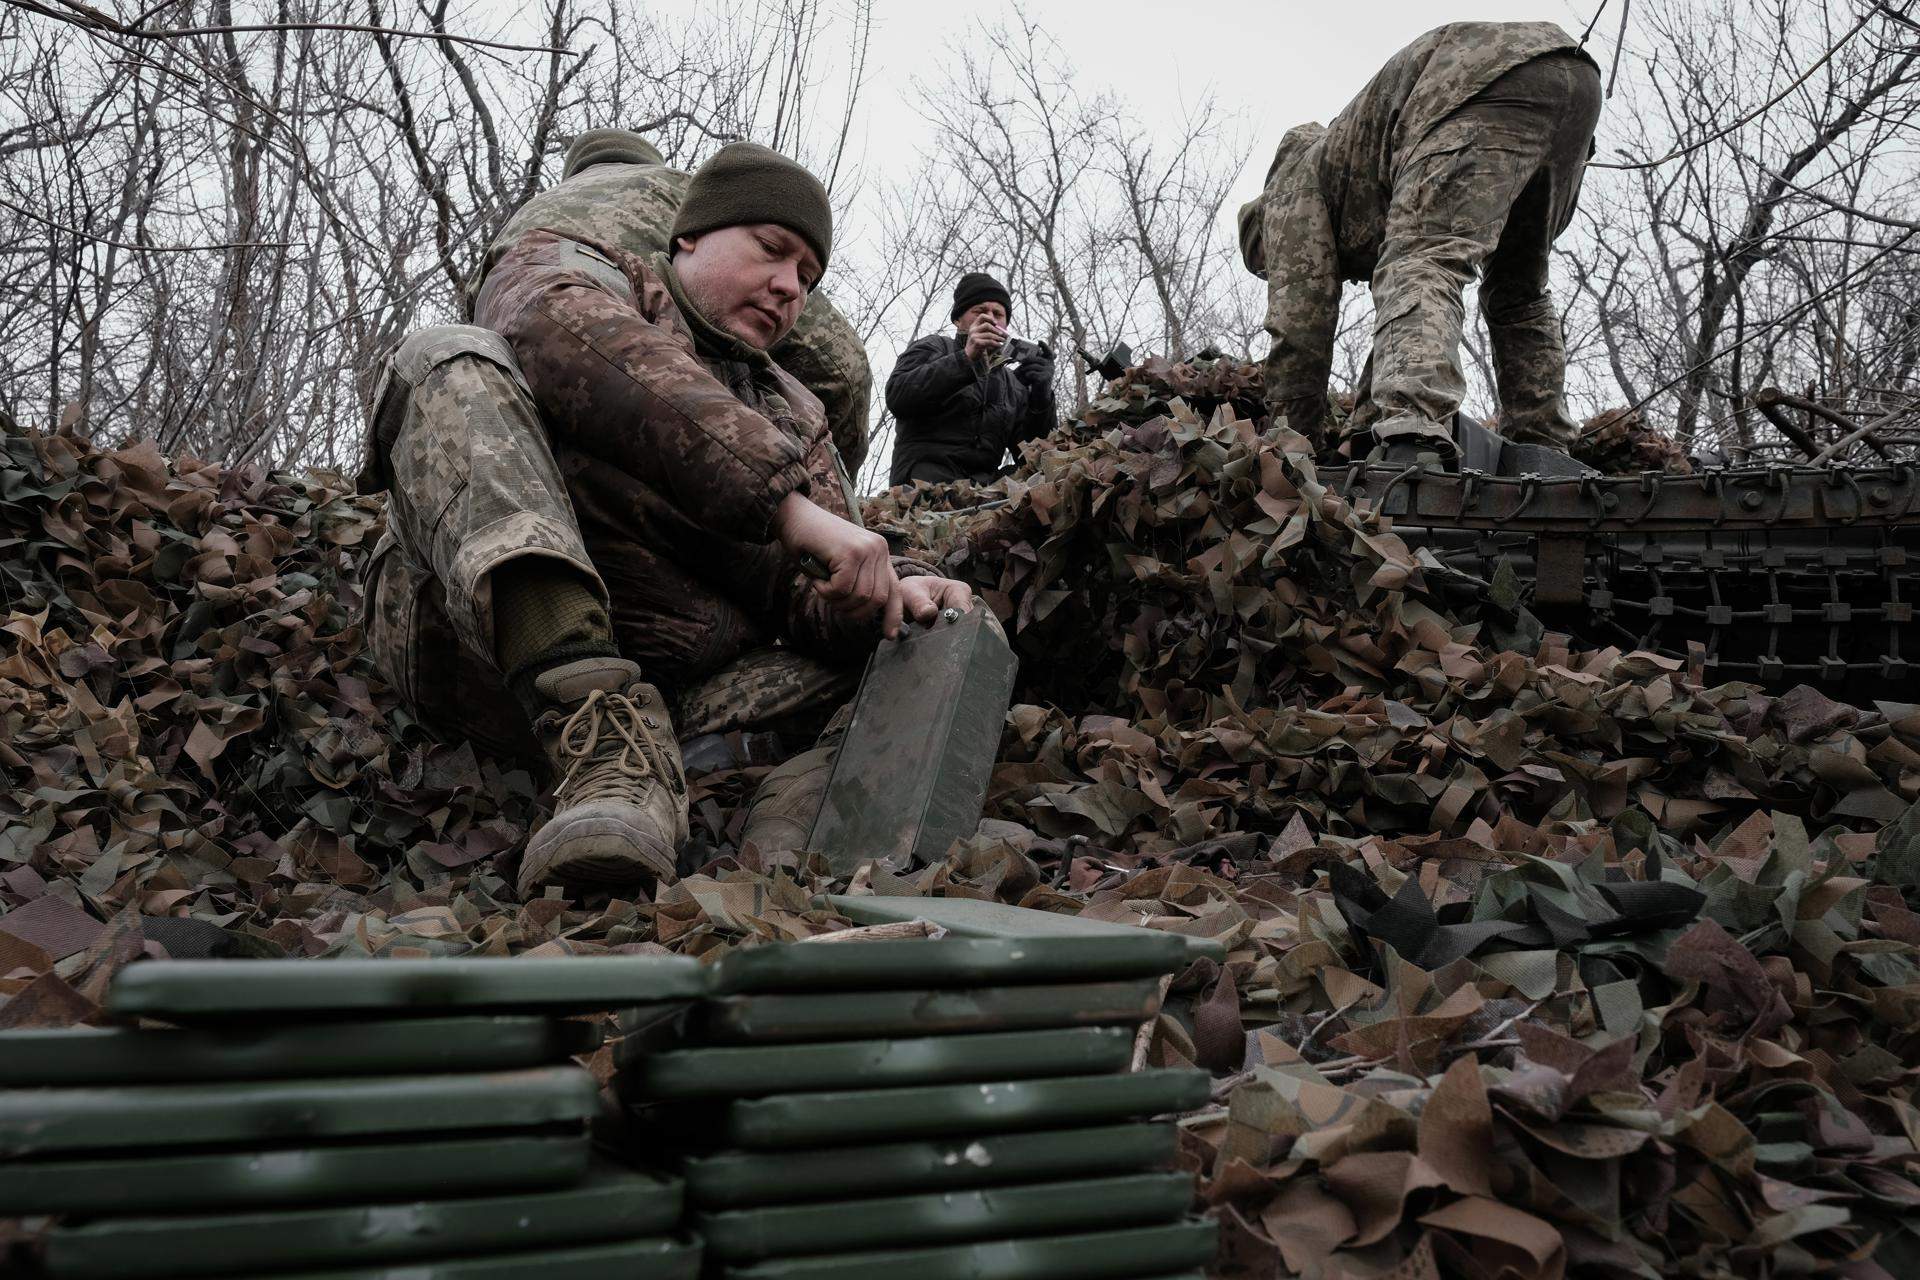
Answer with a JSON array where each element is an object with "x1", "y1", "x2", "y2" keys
[
  {"x1": 618, "y1": 930, "x2": 1218, "y2": 1280},
  {"x1": 0, "y1": 956, "x2": 708, "y2": 1279}
]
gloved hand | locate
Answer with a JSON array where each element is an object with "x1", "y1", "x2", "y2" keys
[{"x1": 1017, "y1": 343, "x2": 1055, "y2": 387}]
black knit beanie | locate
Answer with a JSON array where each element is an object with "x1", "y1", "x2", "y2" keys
[
  {"x1": 950, "y1": 271, "x2": 1012, "y2": 321},
  {"x1": 668, "y1": 142, "x2": 833, "y2": 271},
  {"x1": 563, "y1": 129, "x2": 664, "y2": 179}
]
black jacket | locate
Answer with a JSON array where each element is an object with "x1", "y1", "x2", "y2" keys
[{"x1": 885, "y1": 333, "x2": 1056, "y2": 486}]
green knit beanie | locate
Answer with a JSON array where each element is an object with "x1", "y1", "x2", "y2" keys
[
  {"x1": 669, "y1": 142, "x2": 833, "y2": 272},
  {"x1": 563, "y1": 129, "x2": 664, "y2": 179}
]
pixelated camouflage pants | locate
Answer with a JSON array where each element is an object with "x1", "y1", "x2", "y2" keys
[
  {"x1": 1362, "y1": 52, "x2": 1602, "y2": 449},
  {"x1": 360, "y1": 325, "x2": 855, "y2": 760}
]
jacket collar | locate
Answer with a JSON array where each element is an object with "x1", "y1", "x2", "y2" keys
[{"x1": 654, "y1": 252, "x2": 771, "y2": 369}]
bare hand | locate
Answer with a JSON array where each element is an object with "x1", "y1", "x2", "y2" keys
[
  {"x1": 898, "y1": 576, "x2": 974, "y2": 629},
  {"x1": 964, "y1": 321, "x2": 1006, "y2": 363},
  {"x1": 774, "y1": 493, "x2": 901, "y2": 632}
]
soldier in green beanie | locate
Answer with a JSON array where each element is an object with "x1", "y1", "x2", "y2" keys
[
  {"x1": 360, "y1": 138, "x2": 973, "y2": 899},
  {"x1": 477, "y1": 131, "x2": 873, "y2": 473}
]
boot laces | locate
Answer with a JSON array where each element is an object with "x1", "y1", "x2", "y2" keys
[{"x1": 553, "y1": 688, "x2": 666, "y2": 807}]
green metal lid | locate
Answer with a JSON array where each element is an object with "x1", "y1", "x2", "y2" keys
[
  {"x1": 688, "y1": 980, "x2": 1162, "y2": 1045},
  {"x1": 621, "y1": 1027, "x2": 1134, "y2": 1098},
  {"x1": 0, "y1": 1016, "x2": 599, "y2": 1086},
  {"x1": 720, "y1": 1219, "x2": 1217, "y2": 1280},
  {"x1": 43, "y1": 1162, "x2": 682, "y2": 1278},
  {"x1": 107, "y1": 955, "x2": 710, "y2": 1020},
  {"x1": 683, "y1": 1123, "x2": 1177, "y2": 1209},
  {"x1": 0, "y1": 1065, "x2": 598, "y2": 1158},
  {"x1": 172, "y1": 1236, "x2": 702, "y2": 1280},
  {"x1": 0, "y1": 1132, "x2": 590, "y2": 1217},
  {"x1": 698, "y1": 1171, "x2": 1196, "y2": 1262},
  {"x1": 710, "y1": 935, "x2": 1191, "y2": 995},
  {"x1": 699, "y1": 1069, "x2": 1210, "y2": 1150},
  {"x1": 821, "y1": 896, "x2": 1226, "y2": 961}
]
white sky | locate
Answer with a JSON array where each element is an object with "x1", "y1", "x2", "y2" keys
[{"x1": 845, "y1": 0, "x2": 1596, "y2": 213}]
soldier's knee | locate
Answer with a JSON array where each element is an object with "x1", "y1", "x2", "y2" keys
[
  {"x1": 1482, "y1": 288, "x2": 1557, "y2": 327},
  {"x1": 366, "y1": 325, "x2": 535, "y2": 494},
  {"x1": 387, "y1": 324, "x2": 524, "y2": 387}
]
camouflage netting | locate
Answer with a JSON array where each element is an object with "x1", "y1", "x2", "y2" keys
[{"x1": 5, "y1": 363, "x2": 1920, "y2": 1277}]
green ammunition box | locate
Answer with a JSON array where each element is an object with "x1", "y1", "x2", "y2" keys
[
  {"x1": 43, "y1": 1162, "x2": 682, "y2": 1278},
  {"x1": 710, "y1": 934, "x2": 1191, "y2": 994},
  {"x1": 721, "y1": 1219, "x2": 1217, "y2": 1280},
  {"x1": 0, "y1": 1065, "x2": 597, "y2": 1157},
  {"x1": 822, "y1": 895, "x2": 1226, "y2": 961},
  {"x1": 697, "y1": 1171, "x2": 1196, "y2": 1262},
  {"x1": 0, "y1": 1133, "x2": 590, "y2": 1216},
  {"x1": 682, "y1": 1123, "x2": 1177, "y2": 1208},
  {"x1": 620, "y1": 1026, "x2": 1134, "y2": 1097},
  {"x1": 703, "y1": 1069, "x2": 1210, "y2": 1149},
  {"x1": 175, "y1": 1235, "x2": 702, "y2": 1280},
  {"x1": 107, "y1": 955, "x2": 710, "y2": 1020},
  {"x1": 687, "y1": 980, "x2": 1162, "y2": 1044},
  {"x1": 0, "y1": 1016, "x2": 599, "y2": 1085},
  {"x1": 807, "y1": 607, "x2": 1017, "y2": 875}
]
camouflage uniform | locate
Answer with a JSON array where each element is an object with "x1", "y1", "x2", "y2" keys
[
  {"x1": 477, "y1": 147, "x2": 874, "y2": 474},
  {"x1": 1239, "y1": 23, "x2": 1602, "y2": 449},
  {"x1": 362, "y1": 230, "x2": 923, "y2": 758}
]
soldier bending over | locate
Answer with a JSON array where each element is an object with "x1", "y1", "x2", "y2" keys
[{"x1": 1238, "y1": 21, "x2": 1602, "y2": 464}]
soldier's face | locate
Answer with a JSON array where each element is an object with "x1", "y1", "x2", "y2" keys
[
  {"x1": 957, "y1": 301, "x2": 1008, "y2": 334},
  {"x1": 673, "y1": 224, "x2": 821, "y2": 349}
]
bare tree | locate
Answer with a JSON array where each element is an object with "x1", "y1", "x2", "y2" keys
[
  {"x1": 0, "y1": 0, "x2": 875, "y2": 469},
  {"x1": 1561, "y1": 0, "x2": 1920, "y2": 455}
]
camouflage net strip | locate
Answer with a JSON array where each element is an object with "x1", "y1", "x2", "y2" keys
[{"x1": 4, "y1": 361, "x2": 1920, "y2": 1275}]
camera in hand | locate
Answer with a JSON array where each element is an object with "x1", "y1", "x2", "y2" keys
[{"x1": 1004, "y1": 337, "x2": 1052, "y2": 366}]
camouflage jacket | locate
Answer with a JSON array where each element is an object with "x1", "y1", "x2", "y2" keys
[
  {"x1": 476, "y1": 158, "x2": 874, "y2": 474},
  {"x1": 474, "y1": 229, "x2": 921, "y2": 662},
  {"x1": 1240, "y1": 21, "x2": 1595, "y2": 407}
]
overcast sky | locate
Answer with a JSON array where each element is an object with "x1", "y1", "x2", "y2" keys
[
  {"x1": 631, "y1": 0, "x2": 1604, "y2": 222},
  {"x1": 857, "y1": 0, "x2": 1596, "y2": 210}
]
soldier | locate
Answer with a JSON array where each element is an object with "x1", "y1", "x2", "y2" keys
[
  {"x1": 885, "y1": 272, "x2": 1057, "y2": 486},
  {"x1": 359, "y1": 139, "x2": 975, "y2": 897},
  {"x1": 478, "y1": 129, "x2": 874, "y2": 475},
  {"x1": 1237, "y1": 22, "x2": 1603, "y2": 464}
]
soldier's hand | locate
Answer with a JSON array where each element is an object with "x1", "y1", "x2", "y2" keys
[
  {"x1": 964, "y1": 322, "x2": 1006, "y2": 363},
  {"x1": 898, "y1": 576, "x2": 974, "y2": 629},
  {"x1": 774, "y1": 493, "x2": 898, "y2": 627}
]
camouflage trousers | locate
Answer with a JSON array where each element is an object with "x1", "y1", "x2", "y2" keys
[
  {"x1": 361, "y1": 325, "x2": 856, "y2": 762},
  {"x1": 1360, "y1": 52, "x2": 1602, "y2": 449}
]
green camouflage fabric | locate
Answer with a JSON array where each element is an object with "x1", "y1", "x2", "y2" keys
[
  {"x1": 477, "y1": 141, "x2": 874, "y2": 473},
  {"x1": 362, "y1": 232, "x2": 928, "y2": 749},
  {"x1": 1239, "y1": 23, "x2": 1600, "y2": 448},
  {"x1": 359, "y1": 325, "x2": 599, "y2": 758},
  {"x1": 674, "y1": 647, "x2": 861, "y2": 741}
]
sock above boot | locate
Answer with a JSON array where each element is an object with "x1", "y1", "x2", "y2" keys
[{"x1": 490, "y1": 560, "x2": 620, "y2": 720}]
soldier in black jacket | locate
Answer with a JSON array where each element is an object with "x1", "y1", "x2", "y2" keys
[{"x1": 886, "y1": 272, "x2": 1057, "y2": 486}]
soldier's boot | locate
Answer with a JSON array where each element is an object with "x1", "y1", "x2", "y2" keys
[
  {"x1": 737, "y1": 708, "x2": 852, "y2": 854},
  {"x1": 1372, "y1": 438, "x2": 1454, "y2": 474},
  {"x1": 518, "y1": 657, "x2": 689, "y2": 897}
]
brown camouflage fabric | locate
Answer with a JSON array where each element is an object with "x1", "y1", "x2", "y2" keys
[
  {"x1": 1239, "y1": 23, "x2": 1600, "y2": 448},
  {"x1": 362, "y1": 232, "x2": 925, "y2": 751},
  {"x1": 477, "y1": 149, "x2": 874, "y2": 473}
]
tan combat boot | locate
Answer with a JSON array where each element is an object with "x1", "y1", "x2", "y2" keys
[
  {"x1": 518, "y1": 657, "x2": 688, "y2": 897},
  {"x1": 736, "y1": 707, "x2": 851, "y2": 854}
]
